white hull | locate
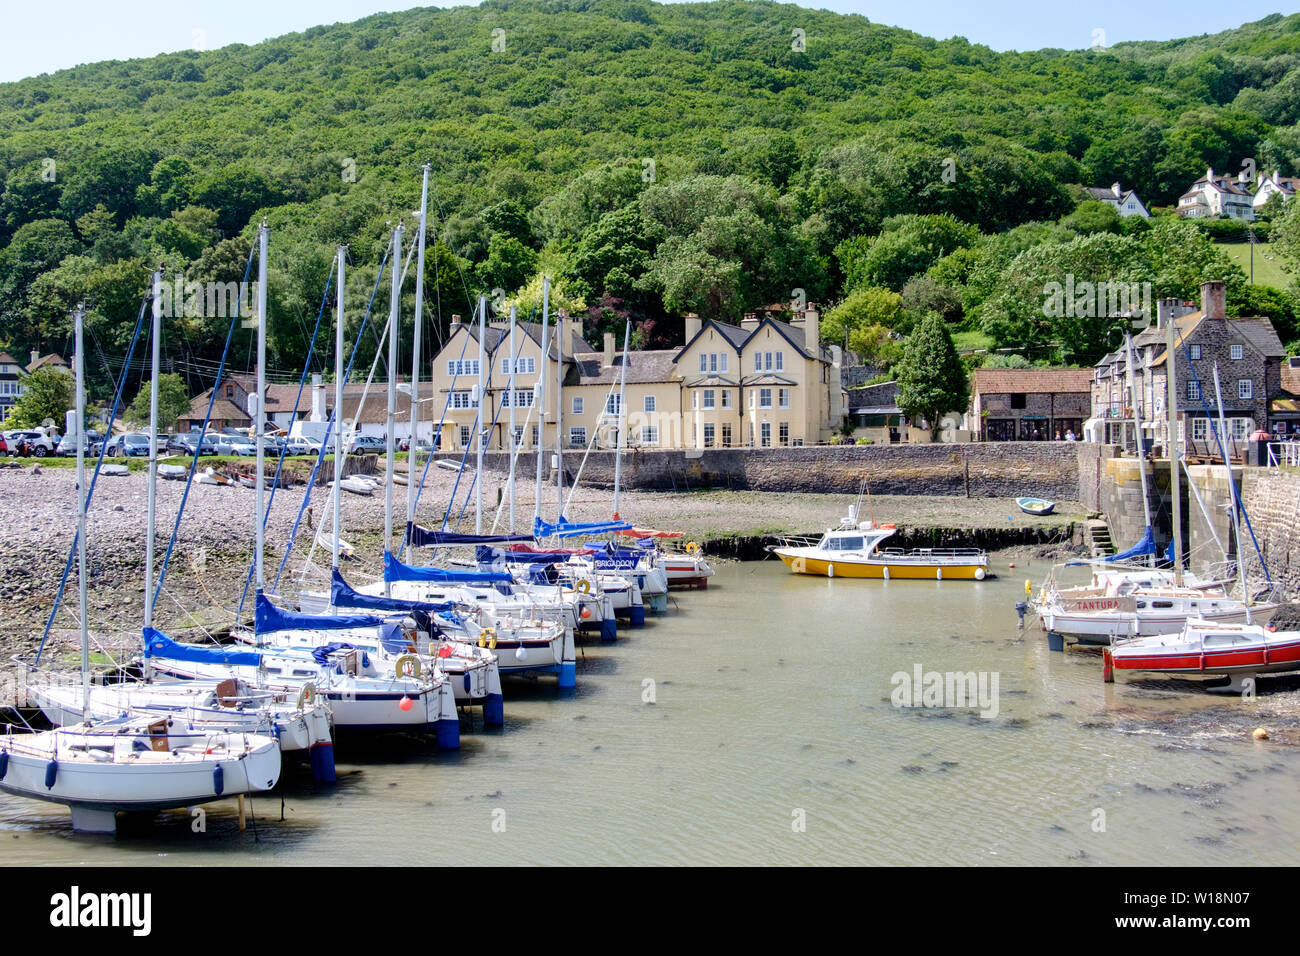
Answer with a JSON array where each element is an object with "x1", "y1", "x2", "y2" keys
[{"x1": 0, "y1": 724, "x2": 280, "y2": 831}]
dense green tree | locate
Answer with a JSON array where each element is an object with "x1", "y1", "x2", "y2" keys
[
  {"x1": 895, "y1": 312, "x2": 970, "y2": 439},
  {"x1": 7, "y1": 365, "x2": 74, "y2": 428},
  {"x1": 125, "y1": 373, "x2": 191, "y2": 429}
]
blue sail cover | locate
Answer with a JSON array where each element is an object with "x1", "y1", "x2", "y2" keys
[
  {"x1": 406, "y1": 522, "x2": 534, "y2": 548},
  {"x1": 1108, "y1": 526, "x2": 1156, "y2": 563},
  {"x1": 533, "y1": 516, "x2": 634, "y2": 539},
  {"x1": 331, "y1": 568, "x2": 454, "y2": 614},
  {"x1": 476, "y1": 546, "x2": 576, "y2": 566},
  {"x1": 255, "y1": 592, "x2": 391, "y2": 634},
  {"x1": 383, "y1": 550, "x2": 514, "y2": 585},
  {"x1": 142, "y1": 627, "x2": 262, "y2": 667}
]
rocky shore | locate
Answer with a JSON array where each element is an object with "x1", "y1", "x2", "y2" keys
[{"x1": 0, "y1": 461, "x2": 1085, "y2": 673}]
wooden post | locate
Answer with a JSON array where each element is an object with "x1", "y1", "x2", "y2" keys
[{"x1": 237, "y1": 794, "x2": 247, "y2": 832}]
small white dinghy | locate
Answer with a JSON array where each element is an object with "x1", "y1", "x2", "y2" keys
[
  {"x1": 315, "y1": 531, "x2": 355, "y2": 559},
  {"x1": 158, "y1": 464, "x2": 188, "y2": 480},
  {"x1": 331, "y1": 476, "x2": 374, "y2": 496},
  {"x1": 100, "y1": 463, "x2": 129, "y2": 476}
]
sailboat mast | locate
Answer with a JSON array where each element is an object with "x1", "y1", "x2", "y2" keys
[
  {"x1": 1165, "y1": 311, "x2": 1183, "y2": 585},
  {"x1": 613, "y1": 317, "x2": 631, "y2": 518},
  {"x1": 74, "y1": 306, "x2": 89, "y2": 710},
  {"x1": 146, "y1": 271, "x2": 162, "y2": 629},
  {"x1": 385, "y1": 223, "x2": 403, "y2": 596},
  {"x1": 508, "y1": 305, "x2": 516, "y2": 532},
  {"x1": 534, "y1": 283, "x2": 549, "y2": 524},
  {"x1": 1212, "y1": 364, "x2": 1251, "y2": 623},
  {"x1": 476, "y1": 295, "x2": 486, "y2": 534},
  {"x1": 255, "y1": 223, "x2": 269, "y2": 592},
  {"x1": 407, "y1": 164, "x2": 430, "y2": 536},
  {"x1": 333, "y1": 247, "x2": 346, "y2": 571},
  {"x1": 1124, "y1": 331, "x2": 1154, "y2": 567},
  {"x1": 555, "y1": 291, "x2": 563, "y2": 521}
]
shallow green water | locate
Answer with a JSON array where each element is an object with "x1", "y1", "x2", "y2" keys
[{"x1": 3, "y1": 558, "x2": 1298, "y2": 865}]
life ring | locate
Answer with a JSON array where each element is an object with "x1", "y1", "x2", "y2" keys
[
  {"x1": 394, "y1": 654, "x2": 422, "y2": 679},
  {"x1": 685, "y1": 542, "x2": 700, "y2": 555},
  {"x1": 478, "y1": 627, "x2": 498, "y2": 650},
  {"x1": 297, "y1": 682, "x2": 317, "y2": 710},
  {"x1": 576, "y1": 579, "x2": 591, "y2": 595}
]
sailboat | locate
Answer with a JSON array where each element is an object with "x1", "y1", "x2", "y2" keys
[
  {"x1": 1106, "y1": 358, "x2": 1295, "y2": 689},
  {"x1": 0, "y1": 306, "x2": 281, "y2": 833},
  {"x1": 24, "y1": 268, "x2": 335, "y2": 776},
  {"x1": 1037, "y1": 326, "x2": 1279, "y2": 644}
]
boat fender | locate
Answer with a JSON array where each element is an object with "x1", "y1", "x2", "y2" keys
[
  {"x1": 827, "y1": 563, "x2": 834, "y2": 578},
  {"x1": 213, "y1": 764, "x2": 224, "y2": 796},
  {"x1": 1025, "y1": 579, "x2": 1032, "y2": 596},
  {"x1": 44, "y1": 758, "x2": 57, "y2": 790},
  {"x1": 0, "y1": 750, "x2": 7, "y2": 780},
  {"x1": 361, "y1": 651, "x2": 370, "y2": 669},
  {"x1": 394, "y1": 654, "x2": 422, "y2": 680},
  {"x1": 975, "y1": 568, "x2": 986, "y2": 581},
  {"x1": 685, "y1": 542, "x2": 700, "y2": 555},
  {"x1": 297, "y1": 682, "x2": 317, "y2": 710}
]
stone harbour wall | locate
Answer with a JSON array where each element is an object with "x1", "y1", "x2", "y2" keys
[{"x1": 440, "y1": 442, "x2": 1092, "y2": 501}]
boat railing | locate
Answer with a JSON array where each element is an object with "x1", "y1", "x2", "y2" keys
[
  {"x1": 876, "y1": 547, "x2": 987, "y2": 559},
  {"x1": 772, "y1": 535, "x2": 821, "y2": 549}
]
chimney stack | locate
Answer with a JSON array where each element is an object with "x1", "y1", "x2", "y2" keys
[
  {"x1": 1156, "y1": 298, "x2": 1179, "y2": 329},
  {"x1": 450, "y1": 314, "x2": 462, "y2": 329},
  {"x1": 603, "y1": 332, "x2": 615, "y2": 368},
  {"x1": 310, "y1": 373, "x2": 326, "y2": 422},
  {"x1": 1112, "y1": 182, "x2": 1122, "y2": 199},
  {"x1": 1200, "y1": 281, "x2": 1226, "y2": 320},
  {"x1": 29, "y1": 349, "x2": 38, "y2": 366},
  {"x1": 804, "y1": 304, "x2": 820, "y2": 358},
  {"x1": 684, "y1": 313, "x2": 701, "y2": 345},
  {"x1": 740, "y1": 312, "x2": 760, "y2": 332}
]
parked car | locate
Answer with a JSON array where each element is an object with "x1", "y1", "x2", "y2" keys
[
  {"x1": 214, "y1": 434, "x2": 256, "y2": 456},
  {"x1": 165, "y1": 433, "x2": 220, "y2": 456},
  {"x1": 104, "y1": 433, "x2": 153, "y2": 457},
  {"x1": 284, "y1": 436, "x2": 323, "y2": 456},
  {"x1": 7, "y1": 429, "x2": 57, "y2": 457},
  {"x1": 56, "y1": 430, "x2": 102, "y2": 457},
  {"x1": 349, "y1": 435, "x2": 388, "y2": 454}
]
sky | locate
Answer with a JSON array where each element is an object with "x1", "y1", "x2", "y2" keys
[{"x1": 1, "y1": 0, "x2": 1297, "y2": 84}]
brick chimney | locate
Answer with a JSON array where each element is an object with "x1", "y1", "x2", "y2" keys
[
  {"x1": 1200, "y1": 281, "x2": 1226, "y2": 320},
  {"x1": 603, "y1": 332, "x2": 615, "y2": 367},
  {"x1": 684, "y1": 313, "x2": 701, "y2": 345}
]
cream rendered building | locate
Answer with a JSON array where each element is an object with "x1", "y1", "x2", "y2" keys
[{"x1": 426, "y1": 306, "x2": 847, "y2": 452}]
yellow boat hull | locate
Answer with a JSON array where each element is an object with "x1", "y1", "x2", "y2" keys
[{"x1": 774, "y1": 551, "x2": 986, "y2": 580}]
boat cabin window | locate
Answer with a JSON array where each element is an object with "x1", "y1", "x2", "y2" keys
[
  {"x1": 825, "y1": 536, "x2": 864, "y2": 552},
  {"x1": 1151, "y1": 601, "x2": 1174, "y2": 609}
]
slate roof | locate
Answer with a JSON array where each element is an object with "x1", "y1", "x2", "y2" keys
[
  {"x1": 571, "y1": 350, "x2": 680, "y2": 386},
  {"x1": 847, "y1": 381, "x2": 900, "y2": 411},
  {"x1": 971, "y1": 368, "x2": 1093, "y2": 395},
  {"x1": 455, "y1": 321, "x2": 593, "y2": 360}
]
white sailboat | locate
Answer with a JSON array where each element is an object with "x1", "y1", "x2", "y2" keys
[
  {"x1": 0, "y1": 305, "x2": 281, "y2": 833},
  {"x1": 24, "y1": 269, "x2": 335, "y2": 776}
]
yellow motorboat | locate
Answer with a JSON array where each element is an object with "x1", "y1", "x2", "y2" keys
[{"x1": 768, "y1": 521, "x2": 988, "y2": 581}]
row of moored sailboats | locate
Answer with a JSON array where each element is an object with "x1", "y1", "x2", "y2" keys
[{"x1": 1, "y1": 171, "x2": 714, "y2": 832}]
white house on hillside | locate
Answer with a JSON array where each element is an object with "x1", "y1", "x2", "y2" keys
[
  {"x1": 1253, "y1": 169, "x2": 1299, "y2": 210},
  {"x1": 1177, "y1": 167, "x2": 1255, "y2": 220},
  {"x1": 1084, "y1": 182, "x2": 1149, "y2": 218}
]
